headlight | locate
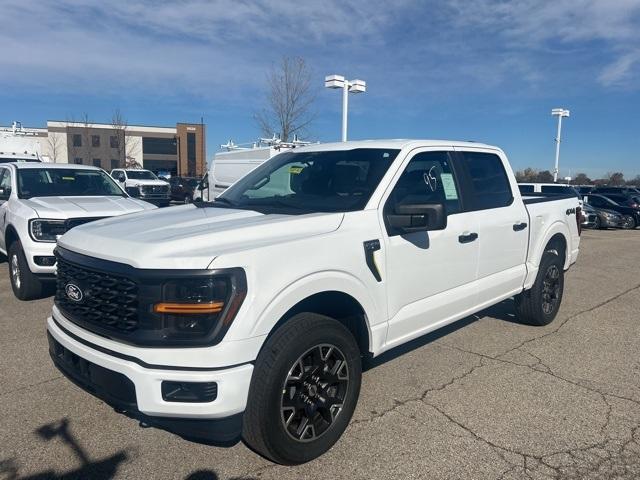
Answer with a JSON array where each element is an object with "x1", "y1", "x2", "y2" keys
[
  {"x1": 29, "y1": 219, "x2": 68, "y2": 242},
  {"x1": 151, "y1": 270, "x2": 247, "y2": 343}
]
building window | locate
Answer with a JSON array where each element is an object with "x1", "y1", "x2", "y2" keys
[
  {"x1": 110, "y1": 135, "x2": 119, "y2": 148},
  {"x1": 73, "y1": 134, "x2": 82, "y2": 147},
  {"x1": 92, "y1": 135, "x2": 100, "y2": 147},
  {"x1": 111, "y1": 159, "x2": 120, "y2": 170},
  {"x1": 74, "y1": 157, "x2": 83, "y2": 165},
  {"x1": 142, "y1": 137, "x2": 177, "y2": 155},
  {"x1": 92, "y1": 158, "x2": 101, "y2": 167},
  {"x1": 187, "y1": 132, "x2": 196, "y2": 177}
]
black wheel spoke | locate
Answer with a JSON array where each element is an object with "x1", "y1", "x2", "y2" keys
[{"x1": 281, "y1": 343, "x2": 350, "y2": 443}]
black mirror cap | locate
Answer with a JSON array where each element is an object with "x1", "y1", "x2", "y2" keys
[{"x1": 387, "y1": 203, "x2": 447, "y2": 235}]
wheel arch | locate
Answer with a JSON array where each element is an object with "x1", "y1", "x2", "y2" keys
[
  {"x1": 5, "y1": 224, "x2": 20, "y2": 250},
  {"x1": 250, "y1": 273, "x2": 382, "y2": 357}
]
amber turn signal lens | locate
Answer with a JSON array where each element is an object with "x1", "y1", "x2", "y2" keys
[{"x1": 153, "y1": 302, "x2": 224, "y2": 314}]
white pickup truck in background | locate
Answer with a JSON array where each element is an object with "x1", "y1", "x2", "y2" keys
[
  {"x1": 47, "y1": 140, "x2": 581, "y2": 464},
  {"x1": 0, "y1": 163, "x2": 156, "y2": 300},
  {"x1": 110, "y1": 168, "x2": 171, "y2": 207}
]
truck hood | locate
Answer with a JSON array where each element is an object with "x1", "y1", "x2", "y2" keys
[
  {"x1": 22, "y1": 196, "x2": 155, "y2": 219},
  {"x1": 58, "y1": 205, "x2": 344, "y2": 269}
]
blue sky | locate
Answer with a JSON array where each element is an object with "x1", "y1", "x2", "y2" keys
[{"x1": 1, "y1": 0, "x2": 639, "y2": 178}]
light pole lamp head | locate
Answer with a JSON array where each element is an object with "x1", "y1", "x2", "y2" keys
[
  {"x1": 348, "y1": 79, "x2": 367, "y2": 93},
  {"x1": 325, "y1": 75, "x2": 345, "y2": 89},
  {"x1": 551, "y1": 108, "x2": 570, "y2": 117}
]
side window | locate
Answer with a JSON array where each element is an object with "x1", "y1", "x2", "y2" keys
[
  {"x1": 0, "y1": 168, "x2": 11, "y2": 190},
  {"x1": 385, "y1": 151, "x2": 461, "y2": 217},
  {"x1": 0, "y1": 169, "x2": 10, "y2": 198},
  {"x1": 459, "y1": 152, "x2": 512, "y2": 210},
  {"x1": 518, "y1": 184, "x2": 534, "y2": 193}
]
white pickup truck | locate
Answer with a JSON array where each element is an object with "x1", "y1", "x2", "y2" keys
[
  {"x1": 0, "y1": 163, "x2": 156, "y2": 300},
  {"x1": 46, "y1": 140, "x2": 581, "y2": 464},
  {"x1": 110, "y1": 168, "x2": 171, "y2": 207}
]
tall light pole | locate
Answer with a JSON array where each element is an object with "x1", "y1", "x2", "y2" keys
[
  {"x1": 551, "y1": 108, "x2": 570, "y2": 182},
  {"x1": 325, "y1": 75, "x2": 367, "y2": 141}
]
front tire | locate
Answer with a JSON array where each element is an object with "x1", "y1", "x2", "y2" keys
[
  {"x1": 515, "y1": 251, "x2": 564, "y2": 326},
  {"x1": 622, "y1": 215, "x2": 636, "y2": 229},
  {"x1": 8, "y1": 241, "x2": 43, "y2": 301},
  {"x1": 242, "y1": 313, "x2": 362, "y2": 465}
]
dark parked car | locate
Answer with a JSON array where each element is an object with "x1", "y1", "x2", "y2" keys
[
  {"x1": 597, "y1": 193, "x2": 640, "y2": 209},
  {"x1": 582, "y1": 203, "x2": 625, "y2": 229},
  {"x1": 168, "y1": 176, "x2": 200, "y2": 203},
  {"x1": 583, "y1": 194, "x2": 640, "y2": 229},
  {"x1": 576, "y1": 185, "x2": 594, "y2": 195},
  {"x1": 592, "y1": 186, "x2": 640, "y2": 196}
]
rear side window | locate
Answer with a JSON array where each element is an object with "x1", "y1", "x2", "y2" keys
[
  {"x1": 459, "y1": 152, "x2": 512, "y2": 210},
  {"x1": 385, "y1": 151, "x2": 461, "y2": 216}
]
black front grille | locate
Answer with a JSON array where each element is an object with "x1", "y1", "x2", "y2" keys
[
  {"x1": 66, "y1": 217, "x2": 105, "y2": 230},
  {"x1": 55, "y1": 255, "x2": 139, "y2": 333}
]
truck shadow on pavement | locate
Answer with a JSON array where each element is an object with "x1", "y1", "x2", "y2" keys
[
  {"x1": 0, "y1": 418, "x2": 128, "y2": 480},
  {"x1": 364, "y1": 298, "x2": 518, "y2": 371},
  {"x1": 0, "y1": 418, "x2": 257, "y2": 480}
]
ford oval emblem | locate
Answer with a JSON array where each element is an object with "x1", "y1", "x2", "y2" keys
[{"x1": 65, "y1": 283, "x2": 83, "y2": 302}]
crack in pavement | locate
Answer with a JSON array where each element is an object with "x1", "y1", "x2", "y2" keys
[
  {"x1": 345, "y1": 282, "x2": 640, "y2": 479},
  {"x1": 0, "y1": 375, "x2": 64, "y2": 399}
]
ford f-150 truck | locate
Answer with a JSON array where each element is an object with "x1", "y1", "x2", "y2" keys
[
  {"x1": 47, "y1": 140, "x2": 581, "y2": 464},
  {"x1": 0, "y1": 163, "x2": 156, "y2": 300},
  {"x1": 110, "y1": 168, "x2": 171, "y2": 207}
]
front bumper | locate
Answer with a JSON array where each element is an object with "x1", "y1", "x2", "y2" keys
[
  {"x1": 47, "y1": 315, "x2": 254, "y2": 423},
  {"x1": 22, "y1": 238, "x2": 57, "y2": 276},
  {"x1": 602, "y1": 216, "x2": 624, "y2": 228}
]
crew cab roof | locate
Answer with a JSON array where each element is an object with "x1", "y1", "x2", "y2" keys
[{"x1": 292, "y1": 139, "x2": 501, "y2": 153}]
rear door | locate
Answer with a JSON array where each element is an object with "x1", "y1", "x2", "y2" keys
[
  {"x1": 381, "y1": 148, "x2": 480, "y2": 348},
  {"x1": 455, "y1": 149, "x2": 529, "y2": 306}
]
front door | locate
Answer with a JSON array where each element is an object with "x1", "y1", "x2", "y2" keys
[{"x1": 381, "y1": 149, "x2": 480, "y2": 349}]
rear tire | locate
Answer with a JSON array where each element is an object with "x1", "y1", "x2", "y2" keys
[
  {"x1": 515, "y1": 251, "x2": 564, "y2": 326},
  {"x1": 8, "y1": 241, "x2": 43, "y2": 301},
  {"x1": 594, "y1": 216, "x2": 602, "y2": 229},
  {"x1": 242, "y1": 313, "x2": 362, "y2": 465}
]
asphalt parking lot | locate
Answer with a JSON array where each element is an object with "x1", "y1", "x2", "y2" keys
[{"x1": 1, "y1": 229, "x2": 640, "y2": 480}]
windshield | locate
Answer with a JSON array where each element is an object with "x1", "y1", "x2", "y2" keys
[
  {"x1": 18, "y1": 168, "x2": 126, "y2": 199},
  {"x1": 127, "y1": 170, "x2": 158, "y2": 180},
  {"x1": 218, "y1": 148, "x2": 400, "y2": 213}
]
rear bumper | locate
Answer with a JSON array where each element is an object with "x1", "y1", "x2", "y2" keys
[{"x1": 47, "y1": 315, "x2": 253, "y2": 436}]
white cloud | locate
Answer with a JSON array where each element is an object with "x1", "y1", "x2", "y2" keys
[{"x1": 0, "y1": 0, "x2": 639, "y2": 104}]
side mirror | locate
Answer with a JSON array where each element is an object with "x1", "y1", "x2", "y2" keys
[
  {"x1": 387, "y1": 203, "x2": 447, "y2": 234},
  {"x1": 0, "y1": 186, "x2": 11, "y2": 200},
  {"x1": 117, "y1": 174, "x2": 125, "y2": 182}
]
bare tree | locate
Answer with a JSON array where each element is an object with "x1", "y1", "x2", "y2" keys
[
  {"x1": 45, "y1": 132, "x2": 63, "y2": 163},
  {"x1": 111, "y1": 109, "x2": 141, "y2": 168},
  {"x1": 254, "y1": 56, "x2": 316, "y2": 141}
]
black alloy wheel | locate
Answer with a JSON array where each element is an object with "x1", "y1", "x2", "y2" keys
[
  {"x1": 281, "y1": 344, "x2": 349, "y2": 442},
  {"x1": 622, "y1": 215, "x2": 636, "y2": 229},
  {"x1": 541, "y1": 264, "x2": 561, "y2": 316}
]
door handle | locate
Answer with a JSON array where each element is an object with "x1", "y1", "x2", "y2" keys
[
  {"x1": 458, "y1": 232, "x2": 478, "y2": 244},
  {"x1": 513, "y1": 222, "x2": 528, "y2": 231}
]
